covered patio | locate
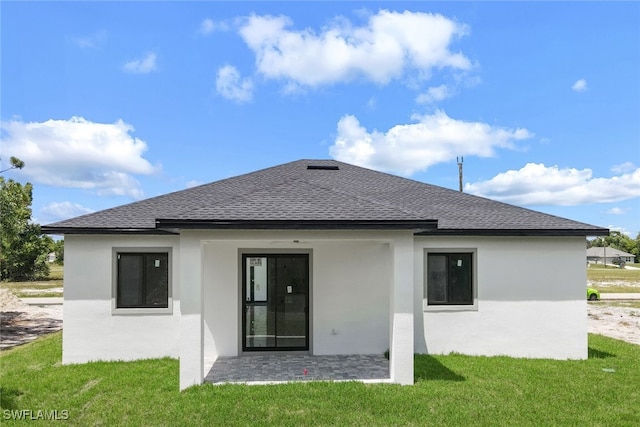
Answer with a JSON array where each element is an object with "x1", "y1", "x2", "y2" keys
[
  {"x1": 179, "y1": 230, "x2": 415, "y2": 390},
  {"x1": 205, "y1": 354, "x2": 391, "y2": 384}
]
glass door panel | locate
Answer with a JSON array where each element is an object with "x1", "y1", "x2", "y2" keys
[
  {"x1": 275, "y1": 256, "x2": 308, "y2": 348},
  {"x1": 243, "y1": 254, "x2": 308, "y2": 351}
]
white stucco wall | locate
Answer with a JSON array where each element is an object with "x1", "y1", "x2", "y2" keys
[
  {"x1": 414, "y1": 236, "x2": 588, "y2": 360},
  {"x1": 313, "y1": 239, "x2": 391, "y2": 355},
  {"x1": 62, "y1": 234, "x2": 181, "y2": 364}
]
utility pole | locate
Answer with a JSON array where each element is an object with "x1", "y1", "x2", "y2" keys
[{"x1": 457, "y1": 156, "x2": 464, "y2": 192}]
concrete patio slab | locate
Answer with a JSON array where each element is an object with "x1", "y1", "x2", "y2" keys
[{"x1": 205, "y1": 354, "x2": 390, "y2": 385}]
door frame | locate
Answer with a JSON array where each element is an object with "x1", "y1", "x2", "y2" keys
[{"x1": 238, "y1": 249, "x2": 313, "y2": 354}]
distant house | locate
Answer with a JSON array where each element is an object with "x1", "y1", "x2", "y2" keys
[
  {"x1": 586, "y1": 247, "x2": 635, "y2": 265},
  {"x1": 43, "y1": 159, "x2": 608, "y2": 390},
  {"x1": 47, "y1": 252, "x2": 56, "y2": 263}
]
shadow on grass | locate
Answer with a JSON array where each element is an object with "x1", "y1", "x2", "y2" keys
[
  {"x1": 588, "y1": 347, "x2": 616, "y2": 359},
  {"x1": 414, "y1": 355, "x2": 465, "y2": 382},
  {"x1": 0, "y1": 387, "x2": 23, "y2": 410},
  {"x1": 3, "y1": 276, "x2": 62, "y2": 283}
]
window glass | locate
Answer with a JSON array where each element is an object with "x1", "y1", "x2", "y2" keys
[
  {"x1": 427, "y1": 255, "x2": 447, "y2": 303},
  {"x1": 144, "y1": 254, "x2": 169, "y2": 307},
  {"x1": 117, "y1": 253, "x2": 168, "y2": 308},
  {"x1": 449, "y1": 254, "x2": 472, "y2": 304},
  {"x1": 427, "y1": 253, "x2": 473, "y2": 305},
  {"x1": 118, "y1": 254, "x2": 144, "y2": 307}
]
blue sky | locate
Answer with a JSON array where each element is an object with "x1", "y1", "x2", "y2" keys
[{"x1": 2, "y1": 2, "x2": 639, "y2": 236}]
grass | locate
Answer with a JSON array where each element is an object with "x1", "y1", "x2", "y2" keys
[
  {"x1": 587, "y1": 264, "x2": 640, "y2": 293},
  {"x1": 598, "y1": 301, "x2": 640, "y2": 310},
  {"x1": 594, "y1": 286, "x2": 640, "y2": 294},
  {"x1": 1, "y1": 333, "x2": 639, "y2": 426},
  {"x1": 0, "y1": 265, "x2": 63, "y2": 298}
]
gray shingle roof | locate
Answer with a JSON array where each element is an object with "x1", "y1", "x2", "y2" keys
[
  {"x1": 586, "y1": 247, "x2": 634, "y2": 258},
  {"x1": 42, "y1": 159, "x2": 609, "y2": 236}
]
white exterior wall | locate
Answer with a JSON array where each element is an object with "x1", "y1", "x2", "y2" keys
[
  {"x1": 389, "y1": 234, "x2": 415, "y2": 385},
  {"x1": 63, "y1": 234, "x2": 181, "y2": 364},
  {"x1": 414, "y1": 236, "x2": 588, "y2": 360},
  {"x1": 179, "y1": 231, "x2": 204, "y2": 389},
  {"x1": 313, "y1": 238, "x2": 391, "y2": 356}
]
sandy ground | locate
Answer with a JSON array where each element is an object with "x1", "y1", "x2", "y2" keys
[
  {"x1": 588, "y1": 302, "x2": 640, "y2": 346},
  {"x1": 0, "y1": 289, "x2": 63, "y2": 350},
  {"x1": 1, "y1": 288, "x2": 639, "y2": 350}
]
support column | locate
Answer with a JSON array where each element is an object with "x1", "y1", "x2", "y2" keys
[
  {"x1": 390, "y1": 233, "x2": 414, "y2": 385},
  {"x1": 179, "y1": 233, "x2": 204, "y2": 390}
]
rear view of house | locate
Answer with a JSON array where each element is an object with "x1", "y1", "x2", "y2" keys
[{"x1": 43, "y1": 159, "x2": 608, "y2": 389}]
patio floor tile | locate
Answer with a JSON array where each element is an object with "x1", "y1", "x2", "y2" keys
[{"x1": 205, "y1": 354, "x2": 390, "y2": 384}]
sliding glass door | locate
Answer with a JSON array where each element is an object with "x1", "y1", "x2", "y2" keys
[{"x1": 242, "y1": 254, "x2": 309, "y2": 351}]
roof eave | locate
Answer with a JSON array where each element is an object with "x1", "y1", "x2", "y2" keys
[
  {"x1": 416, "y1": 228, "x2": 610, "y2": 237},
  {"x1": 155, "y1": 218, "x2": 439, "y2": 230},
  {"x1": 41, "y1": 226, "x2": 179, "y2": 235}
]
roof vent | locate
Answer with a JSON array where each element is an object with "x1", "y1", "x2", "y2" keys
[{"x1": 307, "y1": 165, "x2": 339, "y2": 171}]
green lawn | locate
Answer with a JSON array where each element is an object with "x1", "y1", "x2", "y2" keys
[
  {"x1": 599, "y1": 301, "x2": 640, "y2": 309},
  {"x1": 588, "y1": 264, "x2": 640, "y2": 293},
  {"x1": 1, "y1": 333, "x2": 639, "y2": 426},
  {"x1": 0, "y1": 265, "x2": 63, "y2": 298}
]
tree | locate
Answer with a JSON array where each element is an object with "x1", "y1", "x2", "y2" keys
[
  {"x1": 52, "y1": 239, "x2": 64, "y2": 265},
  {"x1": 0, "y1": 156, "x2": 25, "y2": 174},
  {"x1": 0, "y1": 177, "x2": 53, "y2": 280}
]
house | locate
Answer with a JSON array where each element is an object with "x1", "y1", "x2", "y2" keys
[
  {"x1": 586, "y1": 247, "x2": 635, "y2": 265},
  {"x1": 42, "y1": 159, "x2": 608, "y2": 389}
]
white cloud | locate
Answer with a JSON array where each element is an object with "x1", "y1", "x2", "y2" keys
[
  {"x1": 237, "y1": 10, "x2": 471, "y2": 88},
  {"x1": 572, "y1": 78, "x2": 587, "y2": 92},
  {"x1": 41, "y1": 202, "x2": 94, "y2": 222},
  {"x1": 605, "y1": 207, "x2": 630, "y2": 215},
  {"x1": 465, "y1": 163, "x2": 640, "y2": 206},
  {"x1": 200, "y1": 18, "x2": 229, "y2": 35},
  {"x1": 0, "y1": 117, "x2": 158, "y2": 198},
  {"x1": 329, "y1": 110, "x2": 533, "y2": 175},
  {"x1": 611, "y1": 161, "x2": 636, "y2": 174},
  {"x1": 415, "y1": 84, "x2": 452, "y2": 104},
  {"x1": 71, "y1": 30, "x2": 107, "y2": 49},
  {"x1": 186, "y1": 180, "x2": 204, "y2": 188},
  {"x1": 122, "y1": 52, "x2": 157, "y2": 74},
  {"x1": 216, "y1": 65, "x2": 254, "y2": 103},
  {"x1": 200, "y1": 18, "x2": 216, "y2": 35},
  {"x1": 607, "y1": 225, "x2": 633, "y2": 237}
]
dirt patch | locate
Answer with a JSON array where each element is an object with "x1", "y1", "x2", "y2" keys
[
  {"x1": 588, "y1": 280, "x2": 640, "y2": 289},
  {"x1": 0, "y1": 289, "x2": 63, "y2": 350},
  {"x1": 588, "y1": 302, "x2": 640, "y2": 345}
]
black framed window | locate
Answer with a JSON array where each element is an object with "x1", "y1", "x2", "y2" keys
[
  {"x1": 117, "y1": 253, "x2": 168, "y2": 308},
  {"x1": 427, "y1": 253, "x2": 473, "y2": 305}
]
